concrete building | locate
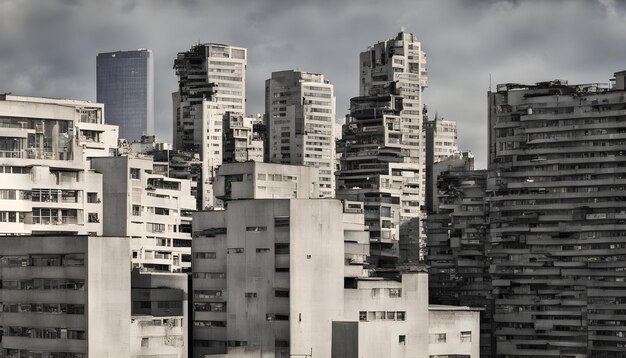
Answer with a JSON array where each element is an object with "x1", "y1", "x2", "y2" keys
[
  {"x1": 0, "y1": 94, "x2": 119, "y2": 236},
  {"x1": 130, "y1": 270, "x2": 188, "y2": 357},
  {"x1": 190, "y1": 162, "x2": 479, "y2": 358},
  {"x1": 223, "y1": 113, "x2": 264, "y2": 164},
  {"x1": 212, "y1": 161, "x2": 321, "y2": 201},
  {"x1": 336, "y1": 31, "x2": 428, "y2": 267},
  {"x1": 0, "y1": 235, "x2": 130, "y2": 357},
  {"x1": 265, "y1": 70, "x2": 336, "y2": 197},
  {"x1": 97, "y1": 49, "x2": 154, "y2": 141},
  {"x1": 425, "y1": 152, "x2": 494, "y2": 357},
  {"x1": 173, "y1": 43, "x2": 250, "y2": 209},
  {"x1": 425, "y1": 117, "x2": 458, "y2": 164},
  {"x1": 91, "y1": 155, "x2": 195, "y2": 273},
  {"x1": 487, "y1": 71, "x2": 626, "y2": 357}
]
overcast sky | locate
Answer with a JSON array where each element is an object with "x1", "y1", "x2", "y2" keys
[{"x1": 2, "y1": 0, "x2": 626, "y2": 168}]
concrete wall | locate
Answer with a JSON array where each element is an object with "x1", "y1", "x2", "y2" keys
[
  {"x1": 88, "y1": 236, "x2": 131, "y2": 356},
  {"x1": 428, "y1": 307, "x2": 480, "y2": 358},
  {"x1": 289, "y1": 199, "x2": 345, "y2": 357}
]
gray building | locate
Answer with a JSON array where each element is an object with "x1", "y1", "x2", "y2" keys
[
  {"x1": 337, "y1": 31, "x2": 428, "y2": 267},
  {"x1": 487, "y1": 71, "x2": 626, "y2": 357},
  {"x1": 97, "y1": 49, "x2": 154, "y2": 141},
  {"x1": 0, "y1": 235, "x2": 130, "y2": 357}
]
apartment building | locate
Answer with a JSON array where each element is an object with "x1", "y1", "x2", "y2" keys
[
  {"x1": 425, "y1": 152, "x2": 494, "y2": 357},
  {"x1": 223, "y1": 112, "x2": 264, "y2": 164},
  {"x1": 173, "y1": 43, "x2": 246, "y2": 209},
  {"x1": 0, "y1": 94, "x2": 118, "y2": 236},
  {"x1": 425, "y1": 117, "x2": 459, "y2": 164},
  {"x1": 336, "y1": 31, "x2": 428, "y2": 266},
  {"x1": 0, "y1": 235, "x2": 130, "y2": 357},
  {"x1": 97, "y1": 49, "x2": 154, "y2": 141},
  {"x1": 130, "y1": 270, "x2": 188, "y2": 357},
  {"x1": 487, "y1": 71, "x2": 626, "y2": 356},
  {"x1": 91, "y1": 155, "x2": 195, "y2": 273},
  {"x1": 265, "y1": 70, "x2": 336, "y2": 197},
  {"x1": 191, "y1": 162, "x2": 479, "y2": 358}
]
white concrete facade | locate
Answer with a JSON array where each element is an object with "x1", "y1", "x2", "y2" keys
[
  {"x1": 0, "y1": 94, "x2": 118, "y2": 236},
  {"x1": 91, "y1": 155, "x2": 195, "y2": 273}
]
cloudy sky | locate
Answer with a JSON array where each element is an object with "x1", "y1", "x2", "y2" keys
[{"x1": 2, "y1": 0, "x2": 626, "y2": 168}]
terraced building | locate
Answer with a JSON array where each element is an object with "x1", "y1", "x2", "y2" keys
[{"x1": 487, "y1": 71, "x2": 626, "y2": 357}]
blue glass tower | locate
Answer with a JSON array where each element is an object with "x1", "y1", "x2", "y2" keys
[{"x1": 97, "y1": 49, "x2": 154, "y2": 141}]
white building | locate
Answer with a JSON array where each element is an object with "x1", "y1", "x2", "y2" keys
[
  {"x1": 0, "y1": 235, "x2": 130, "y2": 357},
  {"x1": 190, "y1": 162, "x2": 479, "y2": 358},
  {"x1": 425, "y1": 117, "x2": 458, "y2": 164},
  {"x1": 91, "y1": 155, "x2": 195, "y2": 273},
  {"x1": 265, "y1": 70, "x2": 336, "y2": 198},
  {"x1": 173, "y1": 43, "x2": 247, "y2": 209},
  {"x1": 0, "y1": 94, "x2": 118, "y2": 236}
]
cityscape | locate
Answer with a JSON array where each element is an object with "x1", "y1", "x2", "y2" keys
[{"x1": 1, "y1": 1, "x2": 626, "y2": 357}]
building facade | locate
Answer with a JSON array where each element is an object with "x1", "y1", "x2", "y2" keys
[
  {"x1": 265, "y1": 70, "x2": 336, "y2": 197},
  {"x1": 425, "y1": 152, "x2": 494, "y2": 357},
  {"x1": 336, "y1": 31, "x2": 428, "y2": 267},
  {"x1": 487, "y1": 71, "x2": 626, "y2": 357},
  {"x1": 0, "y1": 95, "x2": 118, "y2": 236},
  {"x1": 191, "y1": 162, "x2": 479, "y2": 358},
  {"x1": 97, "y1": 49, "x2": 154, "y2": 141},
  {"x1": 91, "y1": 155, "x2": 195, "y2": 273},
  {"x1": 0, "y1": 235, "x2": 130, "y2": 357},
  {"x1": 173, "y1": 43, "x2": 247, "y2": 209}
]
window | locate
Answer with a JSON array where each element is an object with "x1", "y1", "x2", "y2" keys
[
  {"x1": 194, "y1": 252, "x2": 217, "y2": 259},
  {"x1": 194, "y1": 290, "x2": 224, "y2": 299},
  {"x1": 87, "y1": 192, "x2": 99, "y2": 203},
  {"x1": 429, "y1": 333, "x2": 446, "y2": 344},
  {"x1": 399, "y1": 335, "x2": 406, "y2": 345},
  {"x1": 256, "y1": 248, "x2": 270, "y2": 253},
  {"x1": 389, "y1": 288, "x2": 402, "y2": 298},
  {"x1": 132, "y1": 205, "x2": 141, "y2": 216},
  {"x1": 88, "y1": 213, "x2": 99, "y2": 223},
  {"x1": 460, "y1": 331, "x2": 472, "y2": 342},
  {"x1": 275, "y1": 289, "x2": 289, "y2": 298},
  {"x1": 359, "y1": 311, "x2": 367, "y2": 321},
  {"x1": 130, "y1": 168, "x2": 141, "y2": 179},
  {"x1": 245, "y1": 292, "x2": 257, "y2": 298},
  {"x1": 397, "y1": 311, "x2": 406, "y2": 321},
  {"x1": 141, "y1": 337, "x2": 149, "y2": 348},
  {"x1": 275, "y1": 243, "x2": 289, "y2": 254},
  {"x1": 227, "y1": 248, "x2": 244, "y2": 254},
  {"x1": 246, "y1": 226, "x2": 267, "y2": 231}
]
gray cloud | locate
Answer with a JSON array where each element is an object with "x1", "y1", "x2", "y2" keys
[{"x1": 1, "y1": 0, "x2": 625, "y2": 168}]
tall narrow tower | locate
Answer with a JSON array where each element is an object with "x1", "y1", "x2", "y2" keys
[
  {"x1": 265, "y1": 70, "x2": 336, "y2": 197},
  {"x1": 337, "y1": 31, "x2": 428, "y2": 267},
  {"x1": 173, "y1": 43, "x2": 247, "y2": 209},
  {"x1": 97, "y1": 49, "x2": 154, "y2": 141}
]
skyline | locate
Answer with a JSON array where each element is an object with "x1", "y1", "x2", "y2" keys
[{"x1": 2, "y1": 0, "x2": 626, "y2": 168}]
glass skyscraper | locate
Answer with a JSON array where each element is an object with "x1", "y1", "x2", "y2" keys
[{"x1": 97, "y1": 49, "x2": 154, "y2": 141}]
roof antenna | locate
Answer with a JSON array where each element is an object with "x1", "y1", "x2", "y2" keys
[
  {"x1": 400, "y1": 26, "x2": 405, "y2": 32},
  {"x1": 489, "y1": 73, "x2": 492, "y2": 92}
]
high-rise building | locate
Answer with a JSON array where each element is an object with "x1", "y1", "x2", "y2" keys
[
  {"x1": 191, "y1": 162, "x2": 480, "y2": 358},
  {"x1": 265, "y1": 70, "x2": 336, "y2": 197},
  {"x1": 425, "y1": 152, "x2": 494, "y2": 357},
  {"x1": 425, "y1": 117, "x2": 458, "y2": 164},
  {"x1": 223, "y1": 113, "x2": 264, "y2": 163},
  {"x1": 337, "y1": 31, "x2": 428, "y2": 267},
  {"x1": 487, "y1": 71, "x2": 626, "y2": 356},
  {"x1": 0, "y1": 235, "x2": 131, "y2": 357},
  {"x1": 0, "y1": 94, "x2": 118, "y2": 236},
  {"x1": 173, "y1": 43, "x2": 247, "y2": 209},
  {"x1": 97, "y1": 49, "x2": 154, "y2": 141}
]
